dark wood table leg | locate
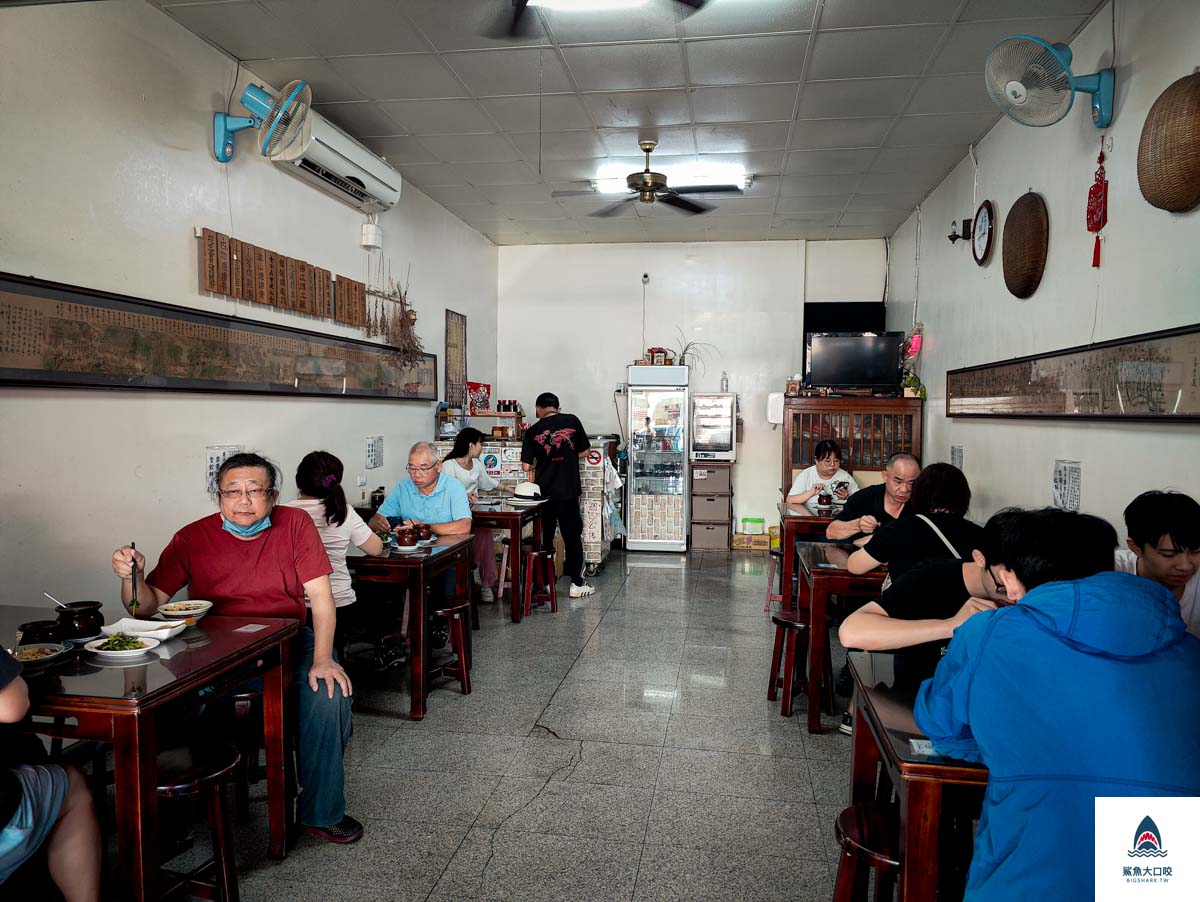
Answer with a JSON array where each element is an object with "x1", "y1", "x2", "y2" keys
[
  {"x1": 112, "y1": 711, "x2": 158, "y2": 902},
  {"x1": 781, "y1": 522, "x2": 797, "y2": 610},
  {"x1": 456, "y1": 552, "x2": 474, "y2": 663},
  {"x1": 262, "y1": 641, "x2": 293, "y2": 858},
  {"x1": 898, "y1": 778, "x2": 942, "y2": 902},
  {"x1": 409, "y1": 570, "x2": 427, "y2": 719},
  {"x1": 806, "y1": 579, "x2": 828, "y2": 734},
  {"x1": 508, "y1": 521, "x2": 522, "y2": 624},
  {"x1": 849, "y1": 690, "x2": 883, "y2": 804}
]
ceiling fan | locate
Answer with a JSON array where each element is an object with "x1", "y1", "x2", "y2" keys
[
  {"x1": 552, "y1": 140, "x2": 742, "y2": 217},
  {"x1": 491, "y1": 0, "x2": 708, "y2": 39}
]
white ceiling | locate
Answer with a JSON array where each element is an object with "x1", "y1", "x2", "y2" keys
[{"x1": 153, "y1": 0, "x2": 1104, "y2": 245}]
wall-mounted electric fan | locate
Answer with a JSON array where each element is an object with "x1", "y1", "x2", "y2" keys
[
  {"x1": 213, "y1": 80, "x2": 312, "y2": 163},
  {"x1": 985, "y1": 35, "x2": 1114, "y2": 128}
]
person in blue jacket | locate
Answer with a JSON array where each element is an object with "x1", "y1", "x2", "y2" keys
[{"x1": 915, "y1": 507, "x2": 1200, "y2": 901}]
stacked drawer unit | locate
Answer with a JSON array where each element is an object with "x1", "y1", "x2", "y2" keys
[{"x1": 690, "y1": 462, "x2": 733, "y2": 551}]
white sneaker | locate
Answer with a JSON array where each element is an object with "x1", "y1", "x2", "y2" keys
[
  {"x1": 569, "y1": 583, "x2": 596, "y2": 598},
  {"x1": 480, "y1": 587, "x2": 495, "y2": 603}
]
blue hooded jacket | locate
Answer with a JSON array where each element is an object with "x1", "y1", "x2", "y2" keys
[{"x1": 914, "y1": 571, "x2": 1200, "y2": 901}]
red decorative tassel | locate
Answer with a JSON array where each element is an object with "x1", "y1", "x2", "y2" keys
[{"x1": 1092, "y1": 234, "x2": 1101, "y2": 268}]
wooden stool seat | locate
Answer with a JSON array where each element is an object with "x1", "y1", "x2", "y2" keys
[
  {"x1": 833, "y1": 803, "x2": 900, "y2": 902},
  {"x1": 523, "y1": 549, "x2": 558, "y2": 617},
  {"x1": 431, "y1": 600, "x2": 472, "y2": 694},
  {"x1": 156, "y1": 744, "x2": 242, "y2": 902}
]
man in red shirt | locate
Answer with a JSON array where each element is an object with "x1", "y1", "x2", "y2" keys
[{"x1": 110, "y1": 453, "x2": 361, "y2": 843}]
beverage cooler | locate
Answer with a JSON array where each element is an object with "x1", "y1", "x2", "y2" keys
[
  {"x1": 690, "y1": 392, "x2": 737, "y2": 462},
  {"x1": 625, "y1": 366, "x2": 688, "y2": 552}
]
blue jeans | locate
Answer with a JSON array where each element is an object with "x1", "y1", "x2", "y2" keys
[{"x1": 292, "y1": 627, "x2": 353, "y2": 827}]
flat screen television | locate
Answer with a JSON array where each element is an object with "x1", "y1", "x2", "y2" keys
[{"x1": 806, "y1": 332, "x2": 904, "y2": 392}]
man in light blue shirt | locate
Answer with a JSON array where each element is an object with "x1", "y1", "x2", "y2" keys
[{"x1": 370, "y1": 441, "x2": 472, "y2": 535}]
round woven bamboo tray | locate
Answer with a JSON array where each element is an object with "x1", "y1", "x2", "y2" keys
[
  {"x1": 1138, "y1": 72, "x2": 1200, "y2": 213},
  {"x1": 1002, "y1": 192, "x2": 1049, "y2": 299}
]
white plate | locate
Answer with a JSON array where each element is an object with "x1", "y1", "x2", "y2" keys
[
  {"x1": 391, "y1": 544, "x2": 422, "y2": 554},
  {"x1": 104, "y1": 618, "x2": 189, "y2": 641},
  {"x1": 85, "y1": 636, "x2": 161, "y2": 659},
  {"x1": 160, "y1": 600, "x2": 213, "y2": 621}
]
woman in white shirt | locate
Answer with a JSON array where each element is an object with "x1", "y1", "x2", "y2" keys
[
  {"x1": 785, "y1": 439, "x2": 859, "y2": 510},
  {"x1": 442, "y1": 429, "x2": 515, "y2": 603},
  {"x1": 285, "y1": 451, "x2": 384, "y2": 608}
]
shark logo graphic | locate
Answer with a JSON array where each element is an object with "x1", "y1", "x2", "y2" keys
[{"x1": 1128, "y1": 815, "x2": 1168, "y2": 858}]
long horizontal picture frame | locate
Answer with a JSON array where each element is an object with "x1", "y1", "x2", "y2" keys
[
  {"x1": 946, "y1": 323, "x2": 1200, "y2": 421},
  {"x1": 0, "y1": 272, "x2": 437, "y2": 401}
]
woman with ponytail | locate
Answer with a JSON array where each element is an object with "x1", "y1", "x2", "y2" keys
[
  {"x1": 442, "y1": 428, "x2": 515, "y2": 603},
  {"x1": 286, "y1": 451, "x2": 384, "y2": 608}
]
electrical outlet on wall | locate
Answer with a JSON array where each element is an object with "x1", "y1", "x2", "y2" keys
[{"x1": 365, "y1": 435, "x2": 383, "y2": 469}]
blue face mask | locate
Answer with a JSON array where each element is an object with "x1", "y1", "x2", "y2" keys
[{"x1": 222, "y1": 514, "x2": 272, "y2": 538}]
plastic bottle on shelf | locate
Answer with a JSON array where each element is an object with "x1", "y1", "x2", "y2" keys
[{"x1": 720, "y1": 371, "x2": 729, "y2": 392}]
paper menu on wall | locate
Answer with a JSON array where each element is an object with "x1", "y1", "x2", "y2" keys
[
  {"x1": 365, "y1": 435, "x2": 383, "y2": 470},
  {"x1": 1052, "y1": 460, "x2": 1082, "y2": 511},
  {"x1": 206, "y1": 445, "x2": 243, "y2": 492}
]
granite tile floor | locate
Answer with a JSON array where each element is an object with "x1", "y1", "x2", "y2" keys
[{"x1": 178, "y1": 550, "x2": 855, "y2": 901}]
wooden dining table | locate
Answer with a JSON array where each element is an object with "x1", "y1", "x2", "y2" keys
[
  {"x1": 847, "y1": 650, "x2": 987, "y2": 901},
  {"x1": 796, "y1": 542, "x2": 887, "y2": 733},
  {"x1": 2, "y1": 605, "x2": 297, "y2": 902},
  {"x1": 469, "y1": 497, "x2": 545, "y2": 624},
  {"x1": 777, "y1": 501, "x2": 837, "y2": 611},
  {"x1": 346, "y1": 534, "x2": 472, "y2": 720}
]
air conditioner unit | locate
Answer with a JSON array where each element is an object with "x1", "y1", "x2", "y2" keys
[{"x1": 278, "y1": 113, "x2": 402, "y2": 213}]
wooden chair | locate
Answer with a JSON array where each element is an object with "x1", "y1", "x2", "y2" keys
[
  {"x1": 498, "y1": 536, "x2": 537, "y2": 604},
  {"x1": 156, "y1": 744, "x2": 243, "y2": 902},
  {"x1": 764, "y1": 547, "x2": 784, "y2": 611},
  {"x1": 430, "y1": 600, "x2": 472, "y2": 694},
  {"x1": 523, "y1": 549, "x2": 558, "y2": 617},
  {"x1": 832, "y1": 802, "x2": 900, "y2": 902}
]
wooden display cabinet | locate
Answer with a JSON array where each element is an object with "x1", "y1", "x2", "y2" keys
[{"x1": 780, "y1": 397, "x2": 923, "y2": 493}]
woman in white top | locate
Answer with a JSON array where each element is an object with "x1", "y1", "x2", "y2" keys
[
  {"x1": 786, "y1": 439, "x2": 859, "y2": 510},
  {"x1": 284, "y1": 451, "x2": 383, "y2": 607},
  {"x1": 442, "y1": 428, "x2": 514, "y2": 602}
]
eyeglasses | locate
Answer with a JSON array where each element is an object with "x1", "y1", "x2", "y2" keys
[
  {"x1": 406, "y1": 464, "x2": 437, "y2": 474},
  {"x1": 219, "y1": 488, "x2": 271, "y2": 500},
  {"x1": 987, "y1": 565, "x2": 1008, "y2": 597}
]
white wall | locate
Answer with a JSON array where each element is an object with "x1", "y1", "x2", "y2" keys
[
  {"x1": 498, "y1": 241, "x2": 806, "y2": 526},
  {"x1": 887, "y1": 0, "x2": 1200, "y2": 531},
  {"x1": 805, "y1": 239, "x2": 887, "y2": 302},
  {"x1": 0, "y1": 0, "x2": 497, "y2": 608}
]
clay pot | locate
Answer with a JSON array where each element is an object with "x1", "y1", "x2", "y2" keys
[{"x1": 56, "y1": 601, "x2": 105, "y2": 640}]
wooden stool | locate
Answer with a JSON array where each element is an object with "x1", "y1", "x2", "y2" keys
[
  {"x1": 228, "y1": 691, "x2": 262, "y2": 824},
  {"x1": 767, "y1": 609, "x2": 811, "y2": 717},
  {"x1": 498, "y1": 537, "x2": 537, "y2": 604},
  {"x1": 764, "y1": 547, "x2": 784, "y2": 611},
  {"x1": 833, "y1": 803, "x2": 900, "y2": 902},
  {"x1": 431, "y1": 600, "x2": 472, "y2": 694},
  {"x1": 156, "y1": 744, "x2": 242, "y2": 902},
  {"x1": 523, "y1": 549, "x2": 558, "y2": 617}
]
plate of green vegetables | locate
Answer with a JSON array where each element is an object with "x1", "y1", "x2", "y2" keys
[{"x1": 83, "y1": 634, "x2": 160, "y2": 659}]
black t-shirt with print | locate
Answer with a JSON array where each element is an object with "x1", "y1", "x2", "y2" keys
[
  {"x1": 861, "y1": 514, "x2": 984, "y2": 582},
  {"x1": 874, "y1": 558, "x2": 971, "y2": 669},
  {"x1": 521, "y1": 412, "x2": 590, "y2": 500},
  {"x1": 0, "y1": 648, "x2": 23, "y2": 827}
]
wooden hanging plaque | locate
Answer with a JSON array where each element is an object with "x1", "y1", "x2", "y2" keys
[
  {"x1": 295, "y1": 261, "x2": 311, "y2": 314},
  {"x1": 240, "y1": 242, "x2": 256, "y2": 301},
  {"x1": 253, "y1": 246, "x2": 269, "y2": 304},
  {"x1": 230, "y1": 239, "x2": 243, "y2": 299},
  {"x1": 284, "y1": 258, "x2": 298, "y2": 311},
  {"x1": 201, "y1": 229, "x2": 220, "y2": 293},
  {"x1": 273, "y1": 254, "x2": 288, "y2": 309},
  {"x1": 215, "y1": 233, "x2": 231, "y2": 295}
]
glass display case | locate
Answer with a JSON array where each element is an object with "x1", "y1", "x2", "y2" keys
[
  {"x1": 627, "y1": 382, "x2": 688, "y2": 551},
  {"x1": 690, "y1": 392, "x2": 736, "y2": 461}
]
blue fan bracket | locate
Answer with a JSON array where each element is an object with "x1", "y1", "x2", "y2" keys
[
  {"x1": 1073, "y1": 68, "x2": 1115, "y2": 129},
  {"x1": 211, "y1": 84, "x2": 279, "y2": 163}
]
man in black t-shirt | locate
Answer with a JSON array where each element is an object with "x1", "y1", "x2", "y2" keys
[
  {"x1": 521, "y1": 391, "x2": 595, "y2": 597},
  {"x1": 826, "y1": 452, "x2": 920, "y2": 543}
]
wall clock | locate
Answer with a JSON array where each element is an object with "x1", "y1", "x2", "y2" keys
[{"x1": 972, "y1": 199, "x2": 995, "y2": 265}]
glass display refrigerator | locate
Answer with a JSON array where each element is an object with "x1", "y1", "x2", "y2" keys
[
  {"x1": 625, "y1": 365, "x2": 689, "y2": 552},
  {"x1": 690, "y1": 392, "x2": 737, "y2": 462}
]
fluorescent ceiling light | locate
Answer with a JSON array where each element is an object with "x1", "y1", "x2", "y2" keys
[
  {"x1": 528, "y1": 0, "x2": 649, "y2": 11},
  {"x1": 592, "y1": 161, "x2": 751, "y2": 193}
]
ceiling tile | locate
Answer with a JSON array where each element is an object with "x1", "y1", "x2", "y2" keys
[
  {"x1": 773, "y1": 212, "x2": 839, "y2": 227},
  {"x1": 400, "y1": 0, "x2": 550, "y2": 51},
  {"x1": 361, "y1": 136, "x2": 439, "y2": 164},
  {"x1": 244, "y1": 58, "x2": 364, "y2": 103},
  {"x1": 330, "y1": 54, "x2": 466, "y2": 100},
  {"x1": 784, "y1": 148, "x2": 878, "y2": 174},
  {"x1": 885, "y1": 112, "x2": 999, "y2": 147},
  {"x1": 700, "y1": 197, "x2": 778, "y2": 215},
  {"x1": 448, "y1": 203, "x2": 507, "y2": 223},
  {"x1": 830, "y1": 225, "x2": 889, "y2": 238},
  {"x1": 534, "y1": 158, "x2": 613, "y2": 182},
  {"x1": 871, "y1": 144, "x2": 967, "y2": 174},
  {"x1": 690, "y1": 84, "x2": 798, "y2": 123},
  {"x1": 571, "y1": 199, "x2": 640, "y2": 220},
  {"x1": 906, "y1": 73, "x2": 996, "y2": 114},
  {"x1": 808, "y1": 26, "x2": 945, "y2": 79},
  {"x1": 771, "y1": 222, "x2": 833, "y2": 239},
  {"x1": 928, "y1": 17, "x2": 1088, "y2": 75},
  {"x1": 819, "y1": 0, "x2": 962, "y2": 29},
  {"x1": 797, "y1": 78, "x2": 917, "y2": 119},
  {"x1": 701, "y1": 213, "x2": 773, "y2": 230},
  {"x1": 732, "y1": 174, "x2": 782, "y2": 197},
  {"x1": 694, "y1": 122, "x2": 791, "y2": 153},
  {"x1": 480, "y1": 95, "x2": 592, "y2": 132},
  {"x1": 583, "y1": 91, "x2": 691, "y2": 128},
  {"x1": 856, "y1": 172, "x2": 935, "y2": 197},
  {"x1": 697, "y1": 151, "x2": 786, "y2": 176},
  {"x1": 777, "y1": 195, "x2": 851, "y2": 212},
  {"x1": 562, "y1": 43, "x2": 686, "y2": 92},
  {"x1": 681, "y1": 0, "x2": 816, "y2": 38},
  {"x1": 259, "y1": 0, "x2": 427, "y2": 56},
  {"x1": 685, "y1": 34, "x2": 810, "y2": 85},
  {"x1": 454, "y1": 161, "x2": 540, "y2": 185},
  {"x1": 421, "y1": 185, "x2": 489, "y2": 206},
  {"x1": 396, "y1": 163, "x2": 467, "y2": 186},
  {"x1": 378, "y1": 99, "x2": 496, "y2": 134},
  {"x1": 848, "y1": 191, "x2": 924, "y2": 209},
  {"x1": 789, "y1": 117, "x2": 891, "y2": 149},
  {"x1": 311, "y1": 101, "x2": 403, "y2": 136},
  {"x1": 780, "y1": 174, "x2": 863, "y2": 196},
  {"x1": 510, "y1": 130, "x2": 608, "y2": 161},
  {"x1": 479, "y1": 184, "x2": 556, "y2": 204},
  {"x1": 493, "y1": 203, "x2": 567, "y2": 221},
  {"x1": 539, "y1": 4, "x2": 678, "y2": 44},
  {"x1": 960, "y1": 0, "x2": 1102, "y2": 20},
  {"x1": 416, "y1": 133, "x2": 521, "y2": 162},
  {"x1": 443, "y1": 47, "x2": 573, "y2": 95},
  {"x1": 163, "y1": 1, "x2": 319, "y2": 61},
  {"x1": 600, "y1": 127, "x2": 696, "y2": 157}
]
